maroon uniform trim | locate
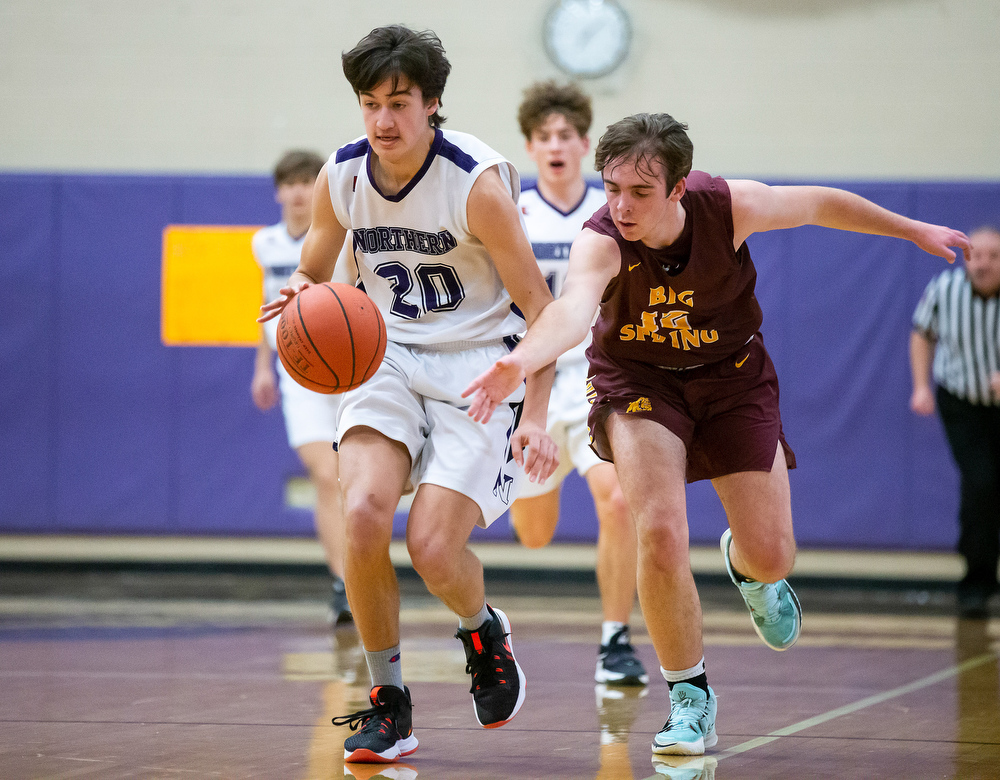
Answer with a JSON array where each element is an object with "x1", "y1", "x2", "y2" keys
[
  {"x1": 585, "y1": 171, "x2": 762, "y2": 369},
  {"x1": 586, "y1": 333, "x2": 796, "y2": 482},
  {"x1": 582, "y1": 171, "x2": 793, "y2": 482}
]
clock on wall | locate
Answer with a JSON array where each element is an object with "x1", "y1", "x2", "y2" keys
[{"x1": 543, "y1": 0, "x2": 632, "y2": 79}]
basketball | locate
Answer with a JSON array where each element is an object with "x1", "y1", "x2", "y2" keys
[{"x1": 276, "y1": 282, "x2": 386, "y2": 394}]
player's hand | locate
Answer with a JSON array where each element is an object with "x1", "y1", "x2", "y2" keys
[
  {"x1": 990, "y1": 371, "x2": 1000, "y2": 401},
  {"x1": 914, "y1": 224, "x2": 971, "y2": 264},
  {"x1": 251, "y1": 367, "x2": 279, "y2": 411},
  {"x1": 462, "y1": 354, "x2": 527, "y2": 423},
  {"x1": 257, "y1": 281, "x2": 312, "y2": 323},
  {"x1": 909, "y1": 385, "x2": 936, "y2": 416},
  {"x1": 510, "y1": 421, "x2": 558, "y2": 483}
]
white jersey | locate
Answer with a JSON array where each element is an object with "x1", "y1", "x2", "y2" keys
[
  {"x1": 518, "y1": 184, "x2": 606, "y2": 368},
  {"x1": 253, "y1": 222, "x2": 358, "y2": 350},
  {"x1": 253, "y1": 223, "x2": 306, "y2": 351},
  {"x1": 327, "y1": 129, "x2": 526, "y2": 346}
]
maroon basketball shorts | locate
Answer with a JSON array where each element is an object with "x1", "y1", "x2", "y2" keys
[{"x1": 586, "y1": 333, "x2": 795, "y2": 483}]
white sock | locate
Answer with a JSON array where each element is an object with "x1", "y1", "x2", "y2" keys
[
  {"x1": 660, "y1": 657, "x2": 706, "y2": 683},
  {"x1": 601, "y1": 621, "x2": 627, "y2": 646}
]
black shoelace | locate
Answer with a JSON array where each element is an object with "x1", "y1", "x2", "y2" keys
[{"x1": 332, "y1": 701, "x2": 390, "y2": 732}]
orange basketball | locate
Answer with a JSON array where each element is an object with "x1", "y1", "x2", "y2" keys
[{"x1": 276, "y1": 282, "x2": 387, "y2": 394}]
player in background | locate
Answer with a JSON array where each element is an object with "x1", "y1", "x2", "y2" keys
[
  {"x1": 513, "y1": 81, "x2": 646, "y2": 688},
  {"x1": 464, "y1": 112, "x2": 970, "y2": 756},
  {"x1": 258, "y1": 26, "x2": 557, "y2": 764},
  {"x1": 251, "y1": 150, "x2": 354, "y2": 626}
]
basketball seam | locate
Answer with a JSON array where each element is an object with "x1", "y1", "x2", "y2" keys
[
  {"x1": 360, "y1": 302, "x2": 386, "y2": 385},
  {"x1": 293, "y1": 291, "x2": 343, "y2": 391},
  {"x1": 323, "y1": 284, "x2": 358, "y2": 389},
  {"x1": 277, "y1": 327, "x2": 330, "y2": 393}
]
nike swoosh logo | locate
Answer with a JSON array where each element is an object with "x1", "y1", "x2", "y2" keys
[
  {"x1": 628, "y1": 262, "x2": 641, "y2": 271},
  {"x1": 735, "y1": 354, "x2": 750, "y2": 368}
]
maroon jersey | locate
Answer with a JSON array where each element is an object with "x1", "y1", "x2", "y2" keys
[{"x1": 585, "y1": 171, "x2": 762, "y2": 369}]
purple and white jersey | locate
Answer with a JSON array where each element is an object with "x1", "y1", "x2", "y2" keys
[
  {"x1": 327, "y1": 128, "x2": 526, "y2": 346},
  {"x1": 253, "y1": 223, "x2": 357, "y2": 350},
  {"x1": 519, "y1": 184, "x2": 606, "y2": 368},
  {"x1": 253, "y1": 222, "x2": 305, "y2": 351}
]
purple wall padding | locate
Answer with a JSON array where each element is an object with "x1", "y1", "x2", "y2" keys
[{"x1": 1, "y1": 172, "x2": 997, "y2": 549}]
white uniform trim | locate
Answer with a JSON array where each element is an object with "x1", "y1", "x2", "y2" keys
[
  {"x1": 327, "y1": 129, "x2": 526, "y2": 345},
  {"x1": 337, "y1": 339, "x2": 525, "y2": 526},
  {"x1": 516, "y1": 184, "x2": 607, "y2": 498},
  {"x1": 327, "y1": 129, "x2": 532, "y2": 523},
  {"x1": 253, "y1": 223, "x2": 358, "y2": 448},
  {"x1": 518, "y1": 184, "x2": 606, "y2": 369},
  {"x1": 253, "y1": 222, "x2": 306, "y2": 352}
]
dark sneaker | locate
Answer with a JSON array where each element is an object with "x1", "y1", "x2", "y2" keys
[
  {"x1": 333, "y1": 685, "x2": 418, "y2": 763},
  {"x1": 330, "y1": 577, "x2": 353, "y2": 626},
  {"x1": 343, "y1": 762, "x2": 418, "y2": 780},
  {"x1": 595, "y1": 626, "x2": 649, "y2": 686},
  {"x1": 596, "y1": 682, "x2": 646, "y2": 745},
  {"x1": 455, "y1": 604, "x2": 526, "y2": 728}
]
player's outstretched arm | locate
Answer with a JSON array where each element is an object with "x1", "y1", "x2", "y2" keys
[
  {"x1": 462, "y1": 227, "x2": 621, "y2": 423},
  {"x1": 258, "y1": 165, "x2": 348, "y2": 323},
  {"x1": 728, "y1": 180, "x2": 971, "y2": 263}
]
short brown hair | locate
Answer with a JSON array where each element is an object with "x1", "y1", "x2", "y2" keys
[
  {"x1": 594, "y1": 113, "x2": 693, "y2": 192},
  {"x1": 517, "y1": 80, "x2": 592, "y2": 140},
  {"x1": 273, "y1": 150, "x2": 324, "y2": 188}
]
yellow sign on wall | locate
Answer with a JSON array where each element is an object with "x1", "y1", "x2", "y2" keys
[{"x1": 161, "y1": 225, "x2": 263, "y2": 346}]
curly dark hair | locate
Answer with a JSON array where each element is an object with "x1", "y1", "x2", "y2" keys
[{"x1": 517, "y1": 80, "x2": 592, "y2": 140}]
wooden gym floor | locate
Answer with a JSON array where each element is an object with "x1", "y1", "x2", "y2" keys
[{"x1": 1, "y1": 537, "x2": 998, "y2": 779}]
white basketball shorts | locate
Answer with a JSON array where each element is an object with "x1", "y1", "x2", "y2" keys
[
  {"x1": 516, "y1": 358, "x2": 603, "y2": 500},
  {"x1": 336, "y1": 339, "x2": 526, "y2": 527},
  {"x1": 276, "y1": 359, "x2": 341, "y2": 449}
]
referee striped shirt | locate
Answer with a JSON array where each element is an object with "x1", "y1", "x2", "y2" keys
[{"x1": 913, "y1": 267, "x2": 1000, "y2": 406}]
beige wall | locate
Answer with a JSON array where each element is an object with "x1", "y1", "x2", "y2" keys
[{"x1": 1, "y1": 0, "x2": 997, "y2": 179}]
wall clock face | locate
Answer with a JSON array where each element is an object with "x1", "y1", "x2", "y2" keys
[{"x1": 544, "y1": 0, "x2": 632, "y2": 79}]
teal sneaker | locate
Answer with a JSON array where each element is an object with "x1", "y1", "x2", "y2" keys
[
  {"x1": 652, "y1": 755, "x2": 719, "y2": 779},
  {"x1": 720, "y1": 528, "x2": 801, "y2": 651},
  {"x1": 651, "y1": 683, "x2": 718, "y2": 756}
]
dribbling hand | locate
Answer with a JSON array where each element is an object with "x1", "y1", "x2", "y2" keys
[{"x1": 257, "y1": 281, "x2": 312, "y2": 324}]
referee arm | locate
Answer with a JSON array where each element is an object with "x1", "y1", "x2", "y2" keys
[{"x1": 909, "y1": 329, "x2": 937, "y2": 416}]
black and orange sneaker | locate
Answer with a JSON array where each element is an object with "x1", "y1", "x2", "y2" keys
[
  {"x1": 333, "y1": 685, "x2": 418, "y2": 763},
  {"x1": 455, "y1": 604, "x2": 526, "y2": 728}
]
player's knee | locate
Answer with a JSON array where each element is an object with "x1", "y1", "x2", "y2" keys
[
  {"x1": 308, "y1": 460, "x2": 340, "y2": 496},
  {"x1": 742, "y1": 536, "x2": 796, "y2": 583},
  {"x1": 406, "y1": 533, "x2": 457, "y2": 589},
  {"x1": 342, "y1": 496, "x2": 393, "y2": 556},
  {"x1": 516, "y1": 529, "x2": 552, "y2": 549},
  {"x1": 594, "y1": 486, "x2": 630, "y2": 531},
  {"x1": 636, "y1": 521, "x2": 689, "y2": 570},
  {"x1": 511, "y1": 515, "x2": 554, "y2": 548},
  {"x1": 509, "y1": 500, "x2": 559, "y2": 548}
]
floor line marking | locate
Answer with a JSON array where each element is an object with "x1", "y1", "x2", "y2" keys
[{"x1": 717, "y1": 651, "x2": 999, "y2": 759}]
